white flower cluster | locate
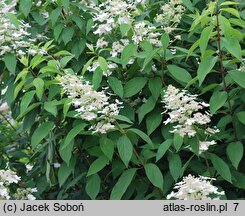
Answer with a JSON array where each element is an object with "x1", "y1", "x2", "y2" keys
[
  {"x1": 167, "y1": 174, "x2": 225, "y2": 200},
  {"x1": 87, "y1": 61, "x2": 118, "y2": 76},
  {"x1": 0, "y1": 168, "x2": 37, "y2": 200},
  {"x1": 96, "y1": 22, "x2": 160, "y2": 59},
  {"x1": 162, "y1": 85, "x2": 219, "y2": 153},
  {"x1": 85, "y1": 1, "x2": 161, "y2": 61},
  {"x1": 162, "y1": 85, "x2": 211, "y2": 136},
  {"x1": 0, "y1": 1, "x2": 31, "y2": 57},
  {"x1": 14, "y1": 188, "x2": 38, "y2": 200},
  {"x1": 0, "y1": 169, "x2": 20, "y2": 200},
  {"x1": 132, "y1": 22, "x2": 161, "y2": 46},
  {"x1": 88, "y1": 0, "x2": 143, "y2": 36},
  {"x1": 155, "y1": 0, "x2": 185, "y2": 33},
  {"x1": 59, "y1": 74, "x2": 122, "y2": 133}
]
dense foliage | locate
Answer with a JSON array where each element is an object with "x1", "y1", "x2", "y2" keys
[{"x1": 0, "y1": 0, "x2": 244, "y2": 200}]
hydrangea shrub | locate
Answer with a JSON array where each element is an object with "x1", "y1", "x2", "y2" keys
[{"x1": 0, "y1": 0, "x2": 244, "y2": 200}]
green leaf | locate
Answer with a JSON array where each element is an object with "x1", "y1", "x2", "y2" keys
[
  {"x1": 117, "y1": 135, "x2": 133, "y2": 167},
  {"x1": 59, "y1": 139, "x2": 74, "y2": 166},
  {"x1": 186, "y1": 40, "x2": 199, "y2": 60},
  {"x1": 138, "y1": 96, "x2": 156, "y2": 123},
  {"x1": 4, "y1": 54, "x2": 17, "y2": 74},
  {"x1": 226, "y1": 141, "x2": 243, "y2": 169},
  {"x1": 19, "y1": 0, "x2": 32, "y2": 17},
  {"x1": 182, "y1": 0, "x2": 194, "y2": 12},
  {"x1": 228, "y1": 70, "x2": 245, "y2": 88},
  {"x1": 86, "y1": 19, "x2": 94, "y2": 35},
  {"x1": 156, "y1": 139, "x2": 172, "y2": 162},
  {"x1": 62, "y1": 27, "x2": 74, "y2": 45},
  {"x1": 100, "y1": 137, "x2": 114, "y2": 161},
  {"x1": 146, "y1": 110, "x2": 162, "y2": 135},
  {"x1": 221, "y1": 1, "x2": 239, "y2": 6},
  {"x1": 92, "y1": 68, "x2": 103, "y2": 90},
  {"x1": 221, "y1": 8, "x2": 240, "y2": 18},
  {"x1": 86, "y1": 174, "x2": 101, "y2": 199},
  {"x1": 199, "y1": 26, "x2": 213, "y2": 56},
  {"x1": 108, "y1": 77, "x2": 124, "y2": 98},
  {"x1": 82, "y1": 57, "x2": 95, "y2": 74},
  {"x1": 167, "y1": 65, "x2": 192, "y2": 84},
  {"x1": 58, "y1": 162, "x2": 73, "y2": 187},
  {"x1": 120, "y1": 24, "x2": 131, "y2": 36},
  {"x1": 62, "y1": 0, "x2": 70, "y2": 9},
  {"x1": 161, "y1": 33, "x2": 170, "y2": 50},
  {"x1": 173, "y1": 133, "x2": 183, "y2": 152},
  {"x1": 222, "y1": 38, "x2": 241, "y2": 60},
  {"x1": 168, "y1": 153, "x2": 182, "y2": 182},
  {"x1": 233, "y1": 171, "x2": 245, "y2": 189},
  {"x1": 72, "y1": 39, "x2": 86, "y2": 59},
  {"x1": 20, "y1": 91, "x2": 35, "y2": 114},
  {"x1": 44, "y1": 100, "x2": 58, "y2": 116},
  {"x1": 124, "y1": 77, "x2": 148, "y2": 98},
  {"x1": 209, "y1": 91, "x2": 228, "y2": 114},
  {"x1": 63, "y1": 98, "x2": 72, "y2": 119},
  {"x1": 148, "y1": 77, "x2": 162, "y2": 100},
  {"x1": 210, "y1": 154, "x2": 232, "y2": 183},
  {"x1": 31, "y1": 11, "x2": 47, "y2": 26},
  {"x1": 62, "y1": 123, "x2": 86, "y2": 149},
  {"x1": 71, "y1": 14, "x2": 84, "y2": 30},
  {"x1": 140, "y1": 41, "x2": 153, "y2": 52},
  {"x1": 60, "y1": 56, "x2": 74, "y2": 68},
  {"x1": 98, "y1": 56, "x2": 108, "y2": 74},
  {"x1": 54, "y1": 24, "x2": 63, "y2": 41},
  {"x1": 229, "y1": 18, "x2": 245, "y2": 28},
  {"x1": 6, "y1": 13, "x2": 19, "y2": 28},
  {"x1": 121, "y1": 44, "x2": 137, "y2": 67},
  {"x1": 87, "y1": 155, "x2": 109, "y2": 176},
  {"x1": 110, "y1": 169, "x2": 136, "y2": 200},
  {"x1": 14, "y1": 79, "x2": 25, "y2": 99},
  {"x1": 189, "y1": 136, "x2": 200, "y2": 156},
  {"x1": 142, "y1": 48, "x2": 160, "y2": 70},
  {"x1": 30, "y1": 55, "x2": 47, "y2": 69},
  {"x1": 33, "y1": 78, "x2": 44, "y2": 101},
  {"x1": 128, "y1": 128, "x2": 153, "y2": 147},
  {"x1": 197, "y1": 56, "x2": 218, "y2": 86},
  {"x1": 145, "y1": 163, "x2": 164, "y2": 190},
  {"x1": 31, "y1": 121, "x2": 54, "y2": 148},
  {"x1": 16, "y1": 103, "x2": 41, "y2": 121},
  {"x1": 50, "y1": 8, "x2": 62, "y2": 26},
  {"x1": 237, "y1": 111, "x2": 245, "y2": 124},
  {"x1": 115, "y1": 115, "x2": 133, "y2": 124}
]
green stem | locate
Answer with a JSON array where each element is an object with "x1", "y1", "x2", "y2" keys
[
  {"x1": 215, "y1": 9, "x2": 238, "y2": 141},
  {"x1": 0, "y1": 112, "x2": 17, "y2": 132}
]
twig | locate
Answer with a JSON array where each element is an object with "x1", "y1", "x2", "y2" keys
[{"x1": 215, "y1": 8, "x2": 238, "y2": 141}]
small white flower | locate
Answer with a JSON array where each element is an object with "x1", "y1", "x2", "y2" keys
[
  {"x1": 31, "y1": 188, "x2": 38, "y2": 193},
  {"x1": 25, "y1": 164, "x2": 33, "y2": 171},
  {"x1": 53, "y1": 163, "x2": 61, "y2": 168},
  {"x1": 36, "y1": 1, "x2": 42, "y2": 7},
  {"x1": 96, "y1": 37, "x2": 108, "y2": 48},
  {"x1": 175, "y1": 35, "x2": 181, "y2": 40},
  {"x1": 199, "y1": 140, "x2": 216, "y2": 154},
  {"x1": 42, "y1": 12, "x2": 49, "y2": 19},
  {"x1": 27, "y1": 194, "x2": 36, "y2": 200}
]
